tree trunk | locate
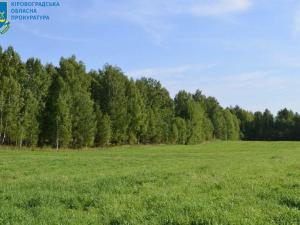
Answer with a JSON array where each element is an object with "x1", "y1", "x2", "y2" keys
[
  {"x1": 56, "y1": 119, "x2": 59, "y2": 151},
  {"x1": 2, "y1": 121, "x2": 7, "y2": 144}
]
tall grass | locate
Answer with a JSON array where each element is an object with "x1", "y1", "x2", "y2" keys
[{"x1": 0, "y1": 142, "x2": 300, "y2": 224}]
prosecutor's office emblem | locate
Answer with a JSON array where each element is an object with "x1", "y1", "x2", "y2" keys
[{"x1": 0, "y1": 0, "x2": 9, "y2": 35}]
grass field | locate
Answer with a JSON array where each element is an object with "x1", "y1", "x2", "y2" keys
[{"x1": 0, "y1": 142, "x2": 300, "y2": 225}]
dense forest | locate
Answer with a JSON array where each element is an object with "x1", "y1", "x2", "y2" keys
[{"x1": 0, "y1": 46, "x2": 299, "y2": 149}]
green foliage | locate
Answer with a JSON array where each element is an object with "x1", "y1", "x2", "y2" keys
[
  {"x1": 25, "y1": 58, "x2": 51, "y2": 109},
  {"x1": 71, "y1": 90, "x2": 96, "y2": 148},
  {"x1": 18, "y1": 90, "x2": 40, "y2": 147},
  {"x1": 56, "y1": 57, "x2": 96, "y2": 148},
  {"x1": 4, "y1": 45, "x2": 300, "y2": 147},
  {"x1": 202, "y1": 115, "x2": 214, "y2": 141},
  {"x1": 174, "y1": 117, "x2": 187, "y2": 144},
  {"x1": 0, "y1": 47, "x2": 24, "y2": 81},
  {"x1": 230, "y1": 106, "x2": 254, "y2": 139},
  {"x1": 99, "y1": 65, "x2": 129, "y2": 144},
  {"x1": 275, "y1": 108, "x2": 295, "y2": 140},
  {"x1": 136, "y1": 78, "x2": 174, "y2": 144},
  {"x1": 223, "y1": 109, "x2": 240, "y2": 140},
  {"x1": 174, "y1": 90, "x2": 191, "y2": 119},
  {"x1": 169, "y1": 122, "x2": 179, "y2": 144},
  {"x1": 212, "y1": 109, "x2": 226, "y2": 140},
  {"x1": 186, "y1": 100, "x2": 206, "y2": 144},
  {"x1": 0, "y1": 76, "x2": 21, "y2": 145},
  {"x1": 95, "y1": 107, "x2": 111, "y2": 147},
  {"x1": 126, "y1": 80, "x2": 146, "y2": 144},
  {"x1": 55, "y1": 79, "x2": 72, "y2": 149},
  {"x1": 175, "y1": 91, "x2": 213, "y2": 144}
]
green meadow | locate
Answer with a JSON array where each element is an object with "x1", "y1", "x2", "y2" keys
[{"x1": 0, "y1": 142, "x2": 300, "y2": 225}]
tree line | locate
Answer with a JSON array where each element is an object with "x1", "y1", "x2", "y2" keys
[
  {"x1": 231, "y1": 107, "x2": 300, "y2": 141},
  {"x1": 0, "y1": 46, "x2": 297, "y2": 149}
]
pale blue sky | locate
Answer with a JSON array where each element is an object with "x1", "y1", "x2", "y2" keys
[{"x1": 1, "y1": 0, "x2": 300, "y2": 113}]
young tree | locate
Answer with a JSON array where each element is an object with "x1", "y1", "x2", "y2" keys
[
  {"x1": 230, "y1": 106, "x2": 254, "y2": 140},
  {"x1": 275, "y1": 108, "x2": 295, "y2": 140},
  {"x1": 0, "y1": 46, "x2": 25, "y2": 82},
  {"x1": 72, "y1": 90, "x2": 96, "y2": 147},
  {"x1": 95, "y1": 107, "x2": 112, "y2": 147},
  {"x1": 18, "y1": 90, "x2": 40, "y2": 147},
  {"x1": 193, "y1": 91, "x2": 214, "y2": 140},
  {"x1": 45, "y1": 75, "x2": 72, "y2": 149},
  {"x1": 58, "y1": 57, "x2": 96, "y2": 148},
  {"x1": 126, "y1": 80, "x2": 146, "y2": 144},
  {"x1": 169, "y1": 122, "x2": 179, "y2": 144},
  {"x1": 54, "y1": 91, "x2": 72, "y2": 149},
  {"x1": 212, "y1": 109, "x2": 226, "y2": 140},
  {"x1": 175, "y1": 91, "x2": 192, "y2": 119},
  {"x1": 136, "y1": 78, "x2": 174, "y2": 144},
  {"x1": 223, "y1": 109, "x2": 240, "y2": 140},
  {"x1": 186, "y1": 100, "x2": 206, "y2": 144},
  {"x1": 98, "y1": 65, "x2": 129, "y2": 144},
  {"x1": 261, "y1": 109, "x2": 275, "y2": 140},
  {"x1": 293, "y1": 113, "x2": 300, "y2": 140},
  {"x1": 174, "y1": 117, "x2": 187, "y2": 144},
  {"x1": 0, "y1": 76, "x2": 21, "y2": 145},
  {"x1": 25, "y1": 58, "x2": 51, "y2": 109},
  {"x1": 39, "y1": 64, "x2": 59, "y2": 146}
]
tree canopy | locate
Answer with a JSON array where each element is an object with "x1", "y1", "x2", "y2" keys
[{"x1": 0, "y1": 46, "x2": 297, "y2": 149}]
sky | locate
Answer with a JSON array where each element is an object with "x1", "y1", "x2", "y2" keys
[{"x1": 1, "y1": 0, "x2": 300, "y2": 113}]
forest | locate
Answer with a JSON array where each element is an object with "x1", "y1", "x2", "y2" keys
[{"x1": 0, "y1": 46, "x2": 299, "y2": 149}]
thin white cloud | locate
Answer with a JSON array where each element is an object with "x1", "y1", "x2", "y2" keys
[
  {"x1": 115, "y1": 0, "x2": 252, "y2": 42},
  {"x1": 294, "y1": 9, "x2": 300, "y2": 33},
  {"x1": 127, "y1": 63, "x2": 217, "y2": 78},
  {"x1": 61, "y1": 0, "x2": 252, "y2": 43},
  {"x1": 214, "y1": 71, "x2": 286, "y2": 90},
  {"x1": 17, "y1": 24, "x2": 93, "y2": 43},
  {"x1": 272, "y1": 53, "x2": 300, "y2": 67},
  {"x1": 164, "y1": 70, "x2": 286, "y2": 96},
  {"x1": 122, "y1": 0, "x2": 252, "y2": 42},
  {"x1": 188, "y1": 0, "x2": 252, "y2": 16},
  {"x1": 109, "y1": 0, "x2": 252, "y2": 18},
  {"x1": 33, "y1": 32, "x2": 92, "y2": 42}
]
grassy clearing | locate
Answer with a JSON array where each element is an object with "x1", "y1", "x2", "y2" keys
[{"x1": 0, "y1": 142, "x2": 300, "y2": 225}]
